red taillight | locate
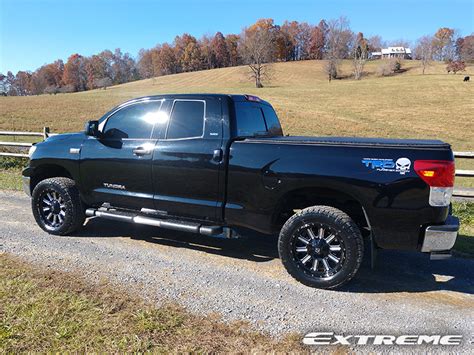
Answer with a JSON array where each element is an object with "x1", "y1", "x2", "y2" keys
[{"x1": 414, "y1": 160, "x2": 455, "y2": 187}]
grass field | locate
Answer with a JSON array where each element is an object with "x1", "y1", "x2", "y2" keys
[
  {"x1": 0, "y1": 253, "x2": 305, "y2": 352},
  {"x1": 0, "y1": 60, "x2": 472, "y2": 147}
]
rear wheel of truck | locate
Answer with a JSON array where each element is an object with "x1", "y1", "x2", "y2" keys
[
  {"x1": 32, "y1": 177, "x2": 85, "y2": 236},
  {"x1": 278, "y1": 205, "x2": 364, "y2": 289}
]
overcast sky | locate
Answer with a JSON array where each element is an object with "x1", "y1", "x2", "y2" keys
[{"x1": 1, "y1": 0, "x2": 473, "y2": 73}]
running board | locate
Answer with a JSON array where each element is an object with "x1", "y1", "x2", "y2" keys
[{"x1": 85, "y1": 208, "x2": 224, "y2": 236}]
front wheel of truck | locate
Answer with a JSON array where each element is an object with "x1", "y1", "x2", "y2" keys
[
  {"x1": 278, "y1": 206, "x2": 364, "y2": 289},
  {"x1": 32, "y1": 177, "x2": 85, "y2": 236}
]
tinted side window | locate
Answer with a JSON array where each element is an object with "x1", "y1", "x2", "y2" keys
[
  {"x1": 103, "y1": 101, "x2": 162, "y2": 139},
  {"x1": 167, "y1": 100, "x2": 205, "y2": 139},
  {"x1": 234, "y1": 102, "x2": 267, "y2": 137},
  {"x1": 262, "y1": 106, "x2": 283, "y2": 136}
]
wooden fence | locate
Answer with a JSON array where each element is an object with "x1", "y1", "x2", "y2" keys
[{"x1": 1, "y1": 128, "x2": 473, "y2": 199}]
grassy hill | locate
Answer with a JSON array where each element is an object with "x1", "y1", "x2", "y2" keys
[{"x1": 1, "y1": 59, "x2": 473, "y2": 149}]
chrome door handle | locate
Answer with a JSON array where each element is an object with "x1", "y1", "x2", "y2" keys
[
  {"x1": 213, "y1": 149, "x2": 223, "y2": 162},
  {"x1": 133, "y1": 147, "x2": 152, "y2": 156}
]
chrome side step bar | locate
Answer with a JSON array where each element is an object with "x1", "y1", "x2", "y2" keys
[{"x1": 85, "y1": 208, "x2": 224, "y2": 236}]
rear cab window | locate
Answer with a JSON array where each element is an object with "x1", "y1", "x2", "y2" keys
[{"x1": 233, "y1": 101, "x2": 283, "y2": 138}]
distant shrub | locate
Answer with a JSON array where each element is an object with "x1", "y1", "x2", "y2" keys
[
  {"x1": 59, "y1": 84, "x2": 75, "y2": 93},
  {"x1": 93, "y1": 77, "x2": 113, "y2": 90},
  {"x1": 376, "y1": 58, "x2": 402, "y2": 77},
  {"x1": 44, "y1": 85, "x2": 60, "y2": 95},
  {"x1": 446, "y1": 60, "x2": 466, "y2": 74}
]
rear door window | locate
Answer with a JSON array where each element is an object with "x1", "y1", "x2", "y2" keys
[{"x1": 167, "y1": 100, "x2": 205, "y2": 139}]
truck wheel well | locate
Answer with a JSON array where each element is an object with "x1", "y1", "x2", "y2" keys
[
  {"x1": 31, "y1": 165, "x2": 73, "y2": 192},
  {"x1": 273, "y1": 187, "x2": 370, "y2": 236}
]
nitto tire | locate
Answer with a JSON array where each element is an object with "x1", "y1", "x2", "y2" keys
[
  {"x1": 278, "y1": 206, "x2": 364, "y2": 289},
  {"x1": 31, "y1": 177, "x2": 85, "y2": 236}
]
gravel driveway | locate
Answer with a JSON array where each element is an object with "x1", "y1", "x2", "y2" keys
[{"x1": 1, "y1": 190, "x2": 473, "y2": 352}]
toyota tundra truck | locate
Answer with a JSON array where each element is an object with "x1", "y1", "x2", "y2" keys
[{"x1": 22, "y1": 94, "x2": 460, "y2": 289}]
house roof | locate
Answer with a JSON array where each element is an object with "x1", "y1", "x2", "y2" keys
[{"x1": 381, "y1": 47, "x2": 411, "y2": 54}]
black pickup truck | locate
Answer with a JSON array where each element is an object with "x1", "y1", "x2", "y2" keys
[{"x1": 23, "y1": 94, "x2": 459, "y2": 289}]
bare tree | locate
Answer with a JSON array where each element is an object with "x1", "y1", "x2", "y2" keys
[
  {"x1": 324, "y1": 17, "x2": 353, "y2": 81},
  {"x1": 240, "y1": 27, "x2": 275, "y2": 88},
  {"x1": 414, "y1": 35, "x2": 433, "y2": 74},
  {"x1": 367, "y1": 35, "x2": 384, "y2": 52}
]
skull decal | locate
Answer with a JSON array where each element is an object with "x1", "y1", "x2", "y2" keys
[{"x1": 395, "y1": 157, "x2": 411, "y2": 175}]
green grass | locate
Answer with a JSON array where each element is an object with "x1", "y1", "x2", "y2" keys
[
  {"x1": 0, "y1": 253, "x2": 304, "y2": 352},
  {"x1": 452, "y1": 202, "x2": 474, "y2": 257}
]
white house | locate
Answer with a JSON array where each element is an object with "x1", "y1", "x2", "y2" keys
[{"x1": 371, "y1": 47, "x2": 412, "y2": 59}]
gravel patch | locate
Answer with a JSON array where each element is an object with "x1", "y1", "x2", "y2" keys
[{"x1": 1, "y1": 190, "x2": 473, "y2": 352}]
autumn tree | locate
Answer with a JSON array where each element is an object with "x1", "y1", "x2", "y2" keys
[
  {"x1": 174, "y1": 34, "x2": 203, "y2": 72},
  {"x1": 111, "y1": 48, "x2": 137, "y2": 84},
  {"x1": 446, "y1": 60, "x2": 466, "y2": 74},
  {"x1": 199, "y1": 35, "x2": 215, "y2": 69},
  {"x1": 432, "y1": 27, "x2": 455, "y2": 61},
  {"x1": 86, "y1": 52, "x2": 112, "y2": 89},
  {"x1": 162, "y1": 43, "x2": 180, "y2": 74},
  {"x1": 352, "y1": 32, "x2": 369, "y2": 80},
  {"x1": 414, "y1": 35, "x2": 433, "y2": 74},
  {"x1": 459, "y1": 35, "x2": 474, "y2": 62},
  {"x1": 240, "y1": 19, "x2": 276, "y2": 88},
  {"x1": 308, "y1": 20, "x2": 327, "y2": 59},
  {"x1": 63, "y1": 54, "x2": 87, "y2": 92},
  {"x1": 137, "y1": 48, "x2": 154, "y2": 78},
  {"x1": 211, "y1": 32, "x2": 230, "y2": 67},
  {"x1": 226, "y1": 34, "x2": 241, "y2": 66},
  {"x1": 14, "y1": 71, "x2": 33, "y2": 95}
]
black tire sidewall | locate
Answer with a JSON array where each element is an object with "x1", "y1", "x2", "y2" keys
[
  {"x1": 32, "y1": 178, "x2": 83, "y2": 236},
  {"x1": 278, "y1": 207, "x2": 363, "y2": 289}
]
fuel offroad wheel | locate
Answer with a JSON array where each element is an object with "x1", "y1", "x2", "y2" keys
[
  {"x1": 278, "y1": 206, "x2": 364, "y2": 289},
  {"x1": 32, "y1": 177, "x2": 85, "y2": 236}
]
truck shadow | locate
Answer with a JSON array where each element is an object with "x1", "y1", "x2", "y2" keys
[{"x1": 77, "y1": 218, "x2": 474, "y2": 295}]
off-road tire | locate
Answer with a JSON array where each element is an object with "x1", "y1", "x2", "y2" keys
[
  {"x1": 32, "y1": 177, "x2": 85, "y2": 236},
  {"x1": 278, "y1": 205, "x2": 364, "y2": 289}
]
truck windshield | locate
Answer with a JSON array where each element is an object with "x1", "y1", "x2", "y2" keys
[{"x1": 234, "y1": 102, "x2": 283, "y2": 138}]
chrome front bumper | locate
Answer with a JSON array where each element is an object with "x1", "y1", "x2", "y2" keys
[
  {"x1": 22, "y1": 176, "x2": 31, "y2": 197},
  {"x1": 421, "y1": 215, "x2": 459, "y2": 253}
]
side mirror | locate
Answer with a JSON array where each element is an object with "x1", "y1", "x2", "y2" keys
[{"x1": 84, "y1": 120, "x2": 100, "y2": 137}]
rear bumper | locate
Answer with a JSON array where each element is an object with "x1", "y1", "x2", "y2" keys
[{"x1": 421, "y1": 215, "x2": 459, "y2": 253}]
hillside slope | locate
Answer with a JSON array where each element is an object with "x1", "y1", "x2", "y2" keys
[{"x1": 0, "y1": 60, "x2": 473, "y2": 150}]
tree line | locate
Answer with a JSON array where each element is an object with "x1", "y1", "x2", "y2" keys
[
  {"x1": 414, "y1": 28, "x2": 473, "y2": 74},
  {"x1": 1, "y1": 18, "x2": 473, "y2": 95}
]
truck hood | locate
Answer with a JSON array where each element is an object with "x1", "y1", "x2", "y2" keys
[
  {"x1": 251, "y1": 136, "x2": 451, "y2": 149},
  {"x1": 44, "y1": 132, "x2": 87, "y2": 143}
]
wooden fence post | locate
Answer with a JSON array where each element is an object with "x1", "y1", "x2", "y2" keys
[{"x1": 43, "y1": 127, "x2": 50, "y2": 140}]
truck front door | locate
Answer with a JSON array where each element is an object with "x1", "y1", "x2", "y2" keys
[{"x1": 80, "y1": 100, "x2": 164, "y2": 210}]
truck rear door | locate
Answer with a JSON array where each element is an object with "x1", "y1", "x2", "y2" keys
[{"x1": 151, "y1": 97, "x2": 225, "y2": 222}]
